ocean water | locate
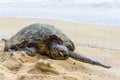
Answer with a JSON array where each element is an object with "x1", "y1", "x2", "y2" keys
[
  {"x1": 0, "y1": 0, "x2": 120, "y2": 26},
  {"x1": 1, "y1": 7, "x2": 120, "y2": 26}
]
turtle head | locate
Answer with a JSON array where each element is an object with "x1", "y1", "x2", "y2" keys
[
  {"x1": 47, "y1": 35, "x2": 69, "y2": 59},
  {"x1": 49, "y1": 44, "x2": 69, "y2": 60}
]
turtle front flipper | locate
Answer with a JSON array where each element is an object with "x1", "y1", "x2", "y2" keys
[
  {"x1": 68, "y1": 51, "x2": 111, "y2": 68},
  {"x1": 24, "y1": 47, "x2": 36, "y2": 56},
  {"x1": 51, "y1": 45, "x2": 111, "y2": 68}
]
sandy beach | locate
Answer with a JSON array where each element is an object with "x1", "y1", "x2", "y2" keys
[{"x1": 0, "y1": 17, "x2": 120, "y2": 80}]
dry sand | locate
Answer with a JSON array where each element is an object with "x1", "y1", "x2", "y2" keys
[{"x1": 0, "y1": 17, "x2": 120, "y2": 80}]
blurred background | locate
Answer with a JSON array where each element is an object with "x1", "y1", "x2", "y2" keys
[{"x1": 0, "y1": 0, "x2": 120, "y2": 25}]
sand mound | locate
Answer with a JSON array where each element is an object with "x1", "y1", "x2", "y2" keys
[{"x1": 0, "y1": 40, "x2": 78, "y2": 80}]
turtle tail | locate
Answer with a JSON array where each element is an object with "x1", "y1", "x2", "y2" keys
[{"x1": 68, "y1": 51, "x2": 111, "y2": 68}]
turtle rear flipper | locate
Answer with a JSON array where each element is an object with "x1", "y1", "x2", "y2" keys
[{"x1": 52, "y1": 45, "x2": 111, "y2": 68}]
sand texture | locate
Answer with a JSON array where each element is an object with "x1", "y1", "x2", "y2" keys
[{"x1": 0, "y1": 18, "x2": 120, "y2": 80}]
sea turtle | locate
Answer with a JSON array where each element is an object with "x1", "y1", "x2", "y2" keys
[{"x1": 3, "y1": 23, "x2": 111, "y2": 68}]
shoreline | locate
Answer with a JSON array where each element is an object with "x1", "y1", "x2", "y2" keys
[{"x1": 0, "y1": 17, "x2": 120, "y2": 27}]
